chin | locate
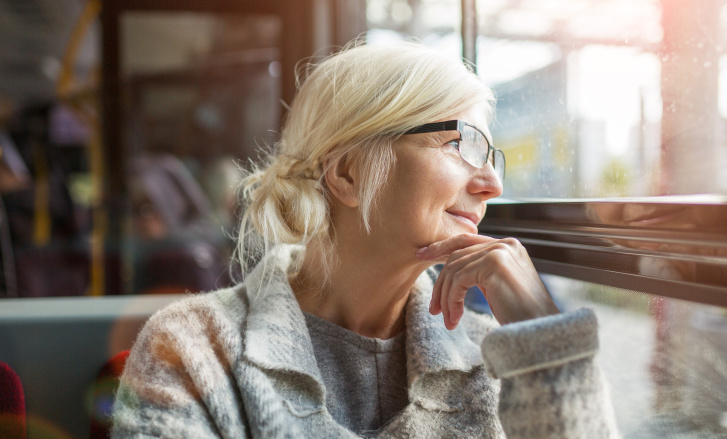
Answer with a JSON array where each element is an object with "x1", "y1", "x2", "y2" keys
[
  {"x1": 446, "y1": 224, "x2": 479, "y2": 237},
  {"x1": 432, "y1": 229, "x2": 466, "y2": 244}
]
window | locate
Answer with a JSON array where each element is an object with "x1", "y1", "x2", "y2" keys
[
  {"x1": 545, "y1": 275, "x2": 727, "y2": 436},
  {"x1": 367, "y1": 0, "x2": 727, "y2": 198}
]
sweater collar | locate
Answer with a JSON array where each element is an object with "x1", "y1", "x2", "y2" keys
[{"x1": 241, "y1": 246, "x2": 484, "y2": 412}]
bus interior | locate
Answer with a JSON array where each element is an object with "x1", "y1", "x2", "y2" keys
[{"x1": 0, "y1": 0, "x2": 726, "y2": 438}]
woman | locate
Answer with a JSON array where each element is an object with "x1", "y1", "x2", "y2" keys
[{"x1": 113, "y1": 41, "x2": 619, "y2": 438}]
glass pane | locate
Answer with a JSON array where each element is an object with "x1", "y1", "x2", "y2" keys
[
  {"x1": 367, "y1": 0, "x2": 727, "y2": 198},
  {"x1": 542, "y1": 274, "x2": 727, "y2": 437},
  {"x1": 476, "y1": 0, "x2": 725, "y2": 198},
  {"x1": 0, "y1": 7, "x2": 282, "y2": 299},
  {"x1": 120, "y1": 12, "x2": 281, "y2": 295},
  {"x1": 0, "y1": 0, "x2": 99, "y2": 298},
  {"x1": 366, "y1": 0, "x2": 463, "y2": 58}
]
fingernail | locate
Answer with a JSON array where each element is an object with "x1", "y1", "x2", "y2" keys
[
  {"x1": 416, "y1": 246, "x2": 429, "y2": 258},
  {"x1": 428, "y1": 300, "x2": 433, "y2": 313}
]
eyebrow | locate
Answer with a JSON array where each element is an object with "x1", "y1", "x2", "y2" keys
[{"x1": 429, "y1": 131, "x2": 460, "y2": 144}]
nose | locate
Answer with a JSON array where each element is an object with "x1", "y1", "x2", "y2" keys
[{"x1": 466, "y1": 163, "x2": 503, "y2": 200}]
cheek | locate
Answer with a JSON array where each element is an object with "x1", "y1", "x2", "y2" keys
[
  {"x1": 378, "y1": 144, "x2": 471, "y2": 240},
  {"x1": 397, "y1": 147, "x2": 461, "y2": 190},
  {"x1": 412, "y1": 155, "x2": 466, "y2": 203},
  {"x1": 387, "y1": 160, "x2": 462, "y2": 229}
]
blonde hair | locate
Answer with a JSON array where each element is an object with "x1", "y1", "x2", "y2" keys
[{"x1": 236, "y1": 40, "x2": 495, "y2": 281}]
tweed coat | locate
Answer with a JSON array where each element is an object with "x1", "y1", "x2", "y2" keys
[{"x1": 112, "y1": 246, "x2": 619, "y2": 438}]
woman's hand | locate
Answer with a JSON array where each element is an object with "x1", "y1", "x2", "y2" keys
[{"x1": 416, "y1": 234, "x2": 559, "y2": 329}]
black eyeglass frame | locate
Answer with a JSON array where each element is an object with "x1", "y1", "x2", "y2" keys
[{"x1": 403, "y1": 120, "x2": 505, "y2": 179}]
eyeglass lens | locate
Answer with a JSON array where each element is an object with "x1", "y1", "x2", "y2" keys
[
  {"x1": 493, "y1": 149, "x2": 505, "y2": 181},
  {"x1": 459, "y1": 125, "x2": 505, "y2": 181},
  {"x1": 459, "y1": 125, "x2": 488, "y2": 169}
]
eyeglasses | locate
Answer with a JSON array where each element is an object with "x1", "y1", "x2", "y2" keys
[{"x1": 403, "y1": 120, "x2": 506, "y2": 181}]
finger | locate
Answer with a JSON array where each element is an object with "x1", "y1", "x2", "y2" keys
[
  {"x1": 445, "y1": 259, "x2": 482, "y2": 329},
  {"x1": 447, "y1": 295, "x2": 467, "y2": 330},
  {"x1": 416, "y1": 233, "x2": 497, "y2": 261},
  {"x1": 434, "y1": 248, "x2": 468, "y2": 318},
  {"x1": 439, "y1": 265, "x2": 453, "y2": 326},
  {"x1": 430, "y1": 273, "x2": 443, "y2": 315},
  {"x1": 430, "y1": 246, "x2": 481, "y2": 315},
  {"x1": 437, "y1": 251, "x2": 481, "y2": 329}
]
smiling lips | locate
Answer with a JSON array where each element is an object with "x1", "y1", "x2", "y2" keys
[{"x1": 446, "y1": 210, "x2": 482, "y2": 232}]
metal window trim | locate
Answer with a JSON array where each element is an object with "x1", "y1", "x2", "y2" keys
[{"x1": 478, "y1": 199, "x2": 727, "y2": 307}]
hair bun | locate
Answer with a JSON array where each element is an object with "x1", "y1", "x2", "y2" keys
[
  {"x1": 243, "y1": 157, "x2": 328, "y2": 245},
  {"x1": 275, "y1": 155, "x2": 322, "y2": 181}
]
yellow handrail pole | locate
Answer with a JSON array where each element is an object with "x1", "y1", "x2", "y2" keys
[{"x1": 57, "y1": 0, "x2": 104, "y2": 295}]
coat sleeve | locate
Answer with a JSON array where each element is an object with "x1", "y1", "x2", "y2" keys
[
  {"x1": 481, "y1": 308, "x2": 621, "y2": 439},
  {"x1": 111, "y1": 298, "x2": 250, "y2": 439}
]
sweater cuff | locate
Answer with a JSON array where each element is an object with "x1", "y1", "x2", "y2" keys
[{"x1": 481, "y1": 308, "x2": 599, "y2": 379}]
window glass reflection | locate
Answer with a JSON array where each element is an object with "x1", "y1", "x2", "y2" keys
[
  {"x1": 544, "y1": 274, "x2": 727, "y2": 437},
  {"x1": 0, "y1": 8, "x2": 281, "y2": 298},
  {"x1": 120, "y1": 12, "x2": 281, "y2": 295}
]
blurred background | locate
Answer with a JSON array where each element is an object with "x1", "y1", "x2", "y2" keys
[
  {"x1": 0, "y1": 0, "x2": 726, "y2": 438},
  {"x1": 0, "y1": 0, "x2": 725, "y2": 298}
]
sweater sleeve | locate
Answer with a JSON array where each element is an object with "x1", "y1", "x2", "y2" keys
[
  {"x1": 481, "y1": 308, "x2": 620, "y2": 439},
  {"x1": 111, "y1": 297, "x2": 249, "y2": 439}
]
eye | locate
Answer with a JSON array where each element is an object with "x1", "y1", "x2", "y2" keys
[{"x1": 446, "y1": 139, "x2": 461, "y2": 150}]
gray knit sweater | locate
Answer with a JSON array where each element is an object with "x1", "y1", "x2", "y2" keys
[
  {"x1": 112, "y1": 246, "x2": 620, "y2": 438},
  {"x1": 303, "y1": 311, "x2": 408, "y2": 434}
]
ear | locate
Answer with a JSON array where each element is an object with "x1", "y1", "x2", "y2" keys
[{"x1": 324, "y1": 154, "x2": 359, "y2": 208}]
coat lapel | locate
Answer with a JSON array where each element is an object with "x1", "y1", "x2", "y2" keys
[
  {"x1": 380, "y1": 272, "x2": 504, "y2": 438},
  {"x1": 404, "y1": 272, "x2": 486, "y2": 411},
  {"x1": 241, "y1": 246, "x2": 326, "y2": 412}
]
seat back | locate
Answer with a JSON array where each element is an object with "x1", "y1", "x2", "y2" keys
[{"x1": 0, "y1": 361, "x2": 26, "y2": 439}]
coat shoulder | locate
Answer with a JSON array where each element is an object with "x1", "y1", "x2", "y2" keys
[{"x1": 137, "y1": 284, "x2": 250, "y2": 344}]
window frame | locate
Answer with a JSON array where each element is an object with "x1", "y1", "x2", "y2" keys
[{"x1": 479, "y1": 198, "x2": 727, "y2": 307}]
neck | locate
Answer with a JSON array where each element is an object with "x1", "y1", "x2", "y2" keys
[{"x1": 291, "y1": 239, "x2": 430, "y2": 340}]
